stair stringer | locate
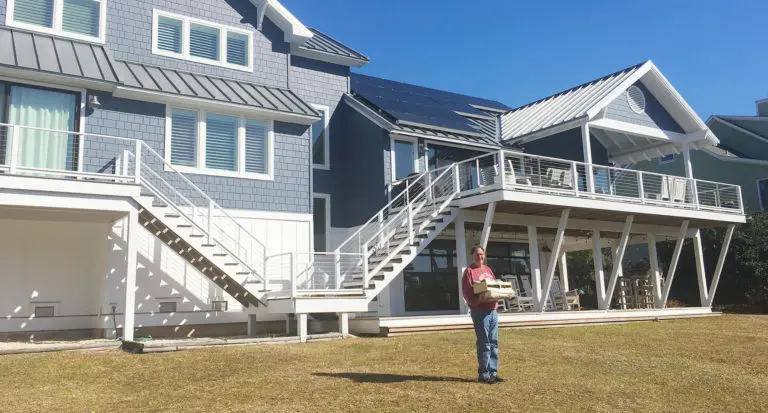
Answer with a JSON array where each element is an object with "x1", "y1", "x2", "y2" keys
[{"x1": 363, "y1": 207, "x2": 459, "y2": 302}]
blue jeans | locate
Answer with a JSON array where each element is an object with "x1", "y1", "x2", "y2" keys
[{"x1": 470, "y1": 308, "x2": 499, "y2": 380}]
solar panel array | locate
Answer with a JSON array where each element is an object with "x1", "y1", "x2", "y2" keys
[{"x1": 351, "y1": 73, "x2": 510, "y2": 136}]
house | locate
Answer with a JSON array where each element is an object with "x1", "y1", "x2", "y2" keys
[
  {"x1": 634, "y1": 101, "x2": 768, "y2": 212},
  {"x1": 0, "y1": 0, "x2": 745, "y2": 342}
]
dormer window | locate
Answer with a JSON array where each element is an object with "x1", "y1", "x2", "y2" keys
[
  {"x1": 6, "y1": 0, "x2": 106, "y2": 42},
  {"x1": 152, "y1": 10, "x2": 253, "y2": 72}
]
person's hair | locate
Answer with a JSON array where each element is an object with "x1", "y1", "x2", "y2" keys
[{"x1": 470, "y1": 246, "x2": 485, "y2": 256}]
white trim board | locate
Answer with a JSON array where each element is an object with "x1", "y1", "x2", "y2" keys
[
  {"x1": 312, "y1": 193, "x2": 331, "y2": 252},
  {"x1": 291, "y1": 45, "x2": 368, "y2": 68},
  {"x1": 222, "y1": 208, "x2": 312, "y2": 222},
  {"x1": 310, "y1": 104, "x2": 330, "y2": 169},
  {"x1": 5, "y1": 0, "x2": 108, "y2": 44}
]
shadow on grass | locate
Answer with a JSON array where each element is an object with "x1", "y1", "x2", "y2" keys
[{"x1": 314, "y1": 372, "x2": 475, "y2": 383}]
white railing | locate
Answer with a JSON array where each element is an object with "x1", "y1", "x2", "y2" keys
[
  {"x1": 0, "y1": 122, "x2": 268, "y2": 288},
  {"x1": 264, "y1": 252, "x2": 366, "y2": 297},
  {"x1": 499, "y1": 150, "x2": 744, "y2": 213}
]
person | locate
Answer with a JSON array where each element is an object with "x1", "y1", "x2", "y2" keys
[{"x1": 461, "y1": 245, "x2": 503, "y2": 385}]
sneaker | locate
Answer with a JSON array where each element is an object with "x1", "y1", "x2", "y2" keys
[
  {"x1": 491, "y1": 376, "x2": 505, "y2": 383},
  {"x1": 478, "y1": 377, "x2": 497, "y2": 385}
]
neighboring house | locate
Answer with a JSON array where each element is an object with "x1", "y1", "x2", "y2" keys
[
  {"x1": 0, "y1": 0, "x2": 745, "y2": 341},
  {"x1": 634, "y1": 104, "x2": 768, "y2": 213}
]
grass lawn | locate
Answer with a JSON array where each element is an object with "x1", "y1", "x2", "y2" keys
[{"x1": 1, "y1": 315, "x2": 767, "y2": 413}]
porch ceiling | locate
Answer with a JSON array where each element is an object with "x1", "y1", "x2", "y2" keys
[{"x1": 466, "y1": 201, "x2": 734, "y2": 229}]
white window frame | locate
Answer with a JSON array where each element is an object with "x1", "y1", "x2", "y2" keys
[
  {"x1": 390, "y1": 136, "x2": 420, "y2": 182},
  {"x1": 6, "y1": 0, "x2": 108, "y2": 43},
  {"x1": 311, "y1": 104, "x2": 330, "y2": 170},
  {"x1": 757, "y1": 178, "x2": 768, "y2": 211},
  {"x1": 312, "y1": 193, "x2": 331, "y2": 253},
  {"x1": 164, "y1": 106, "x2": 274, "y2": 180},
  {"x1": 152, "y1": 9, "x2": 253, "y2": 72}
]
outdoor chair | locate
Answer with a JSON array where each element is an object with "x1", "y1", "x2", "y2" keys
[
  {"x1": 520, "y1": 274, "x2": 557, "y2": 310},
  {"x1": 502, "y1": 275, "x2": 534, "y2": 312},
  {"x1": 671, "y1": 177, "x2": 688, "y2": 203},
  {"x1": 551, "y1": 276, "x2": 581, "y2": 311},
  {"x1": 493, "y1": 159, "x2": 532, "y2": 187}
]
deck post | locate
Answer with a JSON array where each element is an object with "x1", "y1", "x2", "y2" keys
[
  {"x1": 479, "y1": 202, "x2": 496, "y2": 251},
  {"x1": 647, "y1": 233, "x2": 663, "y2": 308},
  {"x1": 528, "y1": 226, "x2": 543, "y2": 311},
  {"x1": 592, "y1": 229, "x2": 607, "y2": 309},
  {"x1": 559, "y1": 252, "x2": 569, "y2": 292},
  {"x1": 297, "y1": 313, "x2": 308, "y2": 343},
  {"x1": 123, "y1": 208, "x2": 139, "y2": 342},
  {"x1": 498, "y1": 150, "x2": 506, "y2": 188},
  {"x1": 539, "y1": 210, "x2": 569, "y2": 311},
  {"x1": 455, "y1": 210, "x2": 469, "y2": 314},
  {"x1": 707, "y1": 224, "x2": 735, "y2": 307},
  {"x1": 8, "y1": 125, "x2": 19, "y2": 174},
  {"x1": 692, "y1": 230, "x2": 709, "y2": 306},
  {"x1": 604, "y1": 215, "x2": 633, "y2": 310},
  {"x1": 581, "y1": 123, "x2": 595, "y2": 193},
  {"x1": 134, "y1": 140, "x2": 142, "y2": 184},
  {"x1": 683, "y1": 144, "x2": 699, "y2": 208},
  {"x1": 661, "y1": 220, "x2": 689, "y2": 307},
  {"x1": 338, "y1": 313, "x2": 349, "y2": 338}
]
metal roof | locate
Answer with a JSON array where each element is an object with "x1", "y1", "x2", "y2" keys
[
  {"x1": 0, "y1": 26, "x2": 121, "y2": 84},
  {"x1": 351, "y1": 73, "x2": 509, "y2": 143},
  {"x1": 301, "y1": 28, "x2": 369, "y2": 63},
  {"x1": 501, "y1": 62, "x2": 646, "y2": 142},
  {"x1": 395, "y1": 123, "x2": 499, "y2": 147},
  {"x1": 116, "y1": 60, "x2": 318, "y2": 117}
]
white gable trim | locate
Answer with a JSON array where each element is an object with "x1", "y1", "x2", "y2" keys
[{"x1": 249, "y1": 0, "x2": 313, "y2": 44}]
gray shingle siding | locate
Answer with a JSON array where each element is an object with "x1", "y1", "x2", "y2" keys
[
  {"x1": 84, "y1": 90, "x2": 311, "y2": 214},
  {"x1": 523, "y1": 128, "x2": 610, "y2": 166},
  {"x1": 107, "y1": 0, "x2": 288, "y2": 88},
  {"x1": 606, "y1": 81, "x2": 684, "y2": 133},
  {"x1": 0, "y1": 3, "x2": 6, "y2": 27}
]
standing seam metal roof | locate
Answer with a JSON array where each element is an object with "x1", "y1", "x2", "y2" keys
[
  {"x1": 501, "y1": 62, "x2": 646, "y2": 141},
  {"x1": 0, "y1": 26, "x2": 121, "y2": 83},
  {"x1": 116, "y1": 60, "x2": 318, "y2": 117},
  {"x1": 301, "y1": 28, "x2": 369, "y2": 63}
]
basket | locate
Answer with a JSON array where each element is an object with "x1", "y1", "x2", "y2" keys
[{"x1": 472, "y1": 280, "x2": 516, "y2": 298}]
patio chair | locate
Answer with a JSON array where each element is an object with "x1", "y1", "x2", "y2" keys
[
  {"x1": 551, "y1": 276, "x2": 581, "y2": 311},
  {"x1": 493, "y1": 159, "x2": 532, "y2": 187},
  {"x1": 671, "y1": 177, "x2": 688, "y2": 203},
  {"x1": 502, "y1": 275, "x2": 534, "y2": 312},
  {"x1": 647, "y1": 175, "x2": 671, "y2": 201},
  {"x1": 520, "y1": 274, "x2": 556, "y2": 310}
]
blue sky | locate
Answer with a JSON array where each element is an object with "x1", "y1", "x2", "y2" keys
[{"x1": 282, "y1": 0, "x2": 766, "y2": 118}]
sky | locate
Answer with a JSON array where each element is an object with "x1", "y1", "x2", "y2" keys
[{"x1": 281, "y1": 0, "x2": 767, "y2": 118}]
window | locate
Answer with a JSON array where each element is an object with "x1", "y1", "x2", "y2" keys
[
  {"x1": 34, "y1": 306, "x2": 55, "y2": 317},
  {"x1": 758, "y1": 179, "x2": 768, "y2": 211},
  {"x1": 212, "y1": 301, "x2": 228, "y2": 312},
  {"x1": 659, "y1": 154, "x2": 676, "y2": 164},
  {"x1": 313, "y1": 196, "x2": 329, "y2": 252},
  {"x1": 152, "y1": 10, "x2": 252, "y2": 71},
  {"x1": 158, "y1": 301, "x2": 177, "y2": 313},
  {"x1": 403, "y1": 239, "x2": 459, "y2": 312},
  {"x1": 392, "y1": 139, "x2": 417, "y2": 180},
  {"x1": 7, "y1": 0, "x2": 106, "y2": 42},
  {"x1": 166, "y1": 107, "x2": 272, "y2": 179},
  {"x1": 311, "y1": 104, "x2": 329, "y2": 168}
]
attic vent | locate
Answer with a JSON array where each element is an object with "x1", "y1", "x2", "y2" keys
[{"x1": 627, "y1": 85, "x2": 646, "y2": 114}]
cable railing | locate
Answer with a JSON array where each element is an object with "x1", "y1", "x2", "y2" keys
[{"x1": 264, "y1": 252, "x2": 367, "y2": 297}]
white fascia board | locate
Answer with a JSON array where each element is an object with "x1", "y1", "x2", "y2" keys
[
  {"x1": 589, "y1": 118, "x2": 714, "y2": 145},
  {"x1": 114, "y1": 86, "x2": 320, "y2": 125},
  {"x1": 291, "y1": 44, "x2": 369, "y2": 68},
  {"x1": 637, "y1": 63, "x2": 708, "y2": 133},
  {"x1": 585, "y1": 61, "x2": 653, "y2": 120},
  {"x1": 342, "y1": 93, "x2": 395, "y2": 131},
  {"x1": 251, "y1": 0, "x2": 313, "y2": 44}
]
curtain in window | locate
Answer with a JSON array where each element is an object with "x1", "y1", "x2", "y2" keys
[
  {"x1": 205, "y1": 114, "x2": 237, "y2": 171},
  {"x1": 245, "y1": 119, "x2": 267, "y2": 174},
  {"x1": 8, "y1": 86, "x2": 76, "y2": 171},
  {"x1": 13, "y1": 0, "x2": 54, "y2": 28},
  {"x1": 62, "y1": 0, "x2": 100, "y2": 37}
]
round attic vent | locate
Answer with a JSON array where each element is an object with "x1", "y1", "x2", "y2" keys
[{"x1": 627, "y1": 85, "x2": 646, "y2": 114}]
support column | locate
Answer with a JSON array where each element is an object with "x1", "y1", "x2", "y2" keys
[
  {"x1": 592, "y1": 229, "x2": 607, "y2": 309},
  {"x1": 582, "y1": 123, "x2": 595, "y2": 193},
  {"x1": 528, "y1": 226, "x2": 543, "y2": 311},
  {"x1": 297, "y1": 313, "x2": 308, "y2": 343},
  {"x1": 683, "y1": 143, "x2": 699, "y2": 207},
  {"x1": 559, "y1": 252, "x2": 569, "y2": 292},
  {"x1": 337, "y1": 313, "x2": 349, "y2": 338},
  {"x1": 603, "y1": 216, "x2": 633, "y2": 310},
  {"x1": 455, "y1": 210, "x2": 469, "y2": 314},
  {"x1": 123, "y1": 208, "x2": 139, "y2": 342},
  {"x1": 706, "y1": 225, "x2": 735, "y2": 307},
  {"x1": 647, "y1": 233, "x2": 663, "y2": 308},
  {"x1": 692, "y1": 230, "x2": 709, "y2": 306},
  {"x1": 661, "y1": 220, "x2": 689, "y2": 307},
  {"x1": 479, "y1": 202, "x2": 496, "y2": 251}
]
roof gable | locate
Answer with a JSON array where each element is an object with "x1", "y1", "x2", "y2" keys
[
  {"x1": 604, "y1": 81, "x2": 684, "y2": 133},
  {"x1": 292, "y1": 28, "x2": 369, "y2": 68}
]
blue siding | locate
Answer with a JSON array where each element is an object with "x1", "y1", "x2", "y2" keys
[
  {"x1": 107, "y1": 0, "x2": 288, "y2": 88},
  {"x1": 522, "y1": 128, "x2": 610, "y2": 166},
  {"x1": 605, "y1": 81, "x2": 685, "y2": 133},
  {"x1": 84, "y1": 90, "x2": 311, "y2": 214}
]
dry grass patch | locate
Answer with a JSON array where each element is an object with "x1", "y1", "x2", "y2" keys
[{"x1": 1, "y1": 315, "x2": 767, "y2": 412}]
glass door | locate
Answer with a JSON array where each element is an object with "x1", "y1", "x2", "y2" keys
[{"x1": 7, "y1": 85, "x2": 78, "y2": 171}]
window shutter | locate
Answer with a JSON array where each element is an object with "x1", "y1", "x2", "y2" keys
[
  {"x1": 245, "y1": 119, "x2": 267, "y2": 174},
  {"x1": 157, "y1": 16, "x2": 182, "y2": 53},
  {"x1": 13, "y1": 0, "x2": 55, "y2": 28},
  {"x1": 189, "y1": 23, "x2": 219, "y2": 61},
  {"x1": 205, "y1": 114, "x2": 237, "y2": 171},
  {"x1": 170, "y1": 109, "x2": 197, "y2": 167},
  {"x1": 61, "y1": 0, "x2": 100, "y2": 37},
  {"x1": 226, "y1": 32, "x2": 248, "y2": 66}
]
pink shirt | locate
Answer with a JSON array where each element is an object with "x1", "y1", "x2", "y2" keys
[{"x1": 461, "y1": 264, "x2": 498, "y2": 310}]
